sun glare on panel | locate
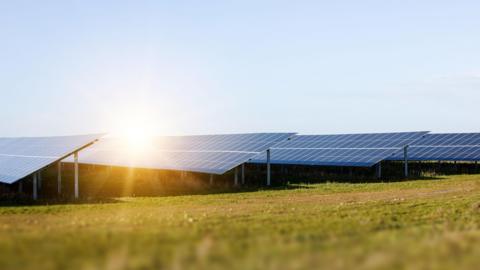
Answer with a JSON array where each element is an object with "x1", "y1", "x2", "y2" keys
[
  {"x1": 104, "y1": 104, "x2": 176, "y2": 155},
  {"x1": 108, "y1": 111, "x2": 157, "y2": 154},
  {"x1": 124, "y1": 128, "x2": 154, "y2": 153}
]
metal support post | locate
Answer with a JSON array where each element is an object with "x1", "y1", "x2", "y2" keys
[
  {"x1": 57, "y1": 162, "x2": 62, "y2": 195},
  {"x1": 267, "y1": 149, "x2": 271, "y2": 186},
  {"x1": 234, "y1": 167, "x2": 239, "y2": 186},
  {"x1": 33, "y1": 173, "x2": 38, "y2": 200},
  {"x1": 241, "y1": 163, "x2": 245, "y2": 185},
  {"x1": 404, "y1": 146, "x2": 409, "y2": 178},
  {"x1": 376, "y1": 162, "x2": 382, "y2": 179},
  {"x1": 18, "y1": 181, "x2": 23, "y2": 193},
  {"x1": 38, "y1": 170, "x2": 42, "y2": 190},
  {"x1": 74, "y1": 152, "x2": 79, "y2": 199}
]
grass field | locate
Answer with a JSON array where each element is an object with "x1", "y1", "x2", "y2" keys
[{"x1": 1, "y1": 174, "x2": 480, "y2": 270}]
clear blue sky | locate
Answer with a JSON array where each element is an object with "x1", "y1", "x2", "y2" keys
[{"x1": 1, "y1": 0, "x2": 479, "y2": 137}]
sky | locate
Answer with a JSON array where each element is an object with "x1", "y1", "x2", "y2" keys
[{"x1": 0, "y1": 0, "x2": 479, "y2": 137}]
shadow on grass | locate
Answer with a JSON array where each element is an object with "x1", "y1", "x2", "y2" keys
[
  {"x1": 115, "y1": 184, "x2": 316, "y2": 199},
  {"x1": 0, "y1": 196, "x2": 123, "y2": 207},
  {"x1": 283, "y1": 175, "x2": 448, "y2": 184},
  {"x1": 0, "y1": 175, "x2": 454, "y2": 206},
  {"x1": 0, "y1": 184, "x2": 315, "y2": 206}
]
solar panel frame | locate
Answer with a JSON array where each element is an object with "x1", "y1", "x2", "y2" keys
[
  {"x1": 249, "y1": 132, "x2": 429, "y2": 167},
  {"x1": 71, "y1": 133, "x2": 295, "y2": 175},
  {"x1": 0, "y1": 134, "x2": 103, "y2": 184},
  {"x1": 388, "y1": 133, "x2": 480, "y2": 161}
]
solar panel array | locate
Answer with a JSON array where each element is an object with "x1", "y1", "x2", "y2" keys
[
  {"x1": 73, "y1": 133, "x2": 295, "y2": 175},
  {"x1": 250, "y1": 132, "x2": 428, "y2": 167},
  {"x1": 388, "y1": 133, "x2": 480, "y2": 161},
  {"x1": 0, "y1": 134, "x2": 103, "y2": 184},
  {"x1": 4, "y1": 131, "x2": 480, "y2": 185}
]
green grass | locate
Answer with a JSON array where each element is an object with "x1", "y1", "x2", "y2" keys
[{"x1": 1, "y1": 175, "x2": 480, "y2": 270}]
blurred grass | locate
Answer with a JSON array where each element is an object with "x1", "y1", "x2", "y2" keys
[{"x1": 1, "y1": 174, "x2": 480, "y2": 270}]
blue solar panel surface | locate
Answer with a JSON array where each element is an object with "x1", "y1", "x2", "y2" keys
[
  {"x1": 0, "y1": 134, "x2": 103, "y2": 184},
  {"x1": 388, "y1": 133, "x2": 480, "y2": 161},
  {"x1": 250, "y1": 132, "x2": 428, "y2": 167},
  {"x1": 74, "y1": 133, "x2": 295, "y2": 174}
]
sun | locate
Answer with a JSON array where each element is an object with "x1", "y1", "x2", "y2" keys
[
  {"x1": 123, "y1": 126, "x2": 154, "y2": 153},
  {"x1": 107, "y1": 107, "x2": 157, "y2": 153}
]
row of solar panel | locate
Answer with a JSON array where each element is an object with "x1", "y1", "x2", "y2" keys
[
  {"x1": 0, "y1": 134, "x2": 103, "y2": 184},
  {"x1": 388, "y1": 133, "x2": 480, "y2": 161},
  {"x1": 252, "y1": 148, "x2": 402, "y2": 167},
  {"x1": 76, "y1": 149, "x2": 258, "y2": 175},
  {"x1": 249, "y1": 132, "x2": 429, "y2": 167},
  {"x1": 94, "y1": 134, "x2": 291, "y2": 153},
  {"x1": 2, "y1": 132, "x2": 480, "y2": 185},
  {"x1": 393, "y1": 146, "x2": 480, "y2": 161},
  {"x1": 0, "y1": 133, "x2": 295, "y2": 184}
]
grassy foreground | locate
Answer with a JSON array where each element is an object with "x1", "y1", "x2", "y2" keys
[{"x1": 1, "y1": 175, "x2": 480, "y2": 270}]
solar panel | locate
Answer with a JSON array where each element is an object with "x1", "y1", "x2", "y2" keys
[
  {"x1": 0, "y1": 134, "x2": 103, "y2": 184},
  {"x1": 72, "y1": 133, "x2": 295, "y2": 174},
  {"x1": 249, "y1": 132, "x2": 429, "y2": 167},
  {"x1": 388, "y1": 133, "x2": 480, "y2": 161}
]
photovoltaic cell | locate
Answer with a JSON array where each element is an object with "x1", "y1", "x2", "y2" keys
[
  {"x1": 249, "y1": 132, "x2": 428, "y2": 167},
  {"x1": 388, "y1": 133, "x2": 480, "y2": 161},
  {"x1": 72, "y1": 133, "x2": 295, "y2": 174},
  {"x1": 0, "y1": 134, "x2": 103, "y2": 184}
]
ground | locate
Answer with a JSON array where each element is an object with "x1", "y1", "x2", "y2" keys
[{"x1": 1, "y1": 175, "x2": 480, "y2": 270}]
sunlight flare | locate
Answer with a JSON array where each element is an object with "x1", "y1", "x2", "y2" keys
[{"x1": 107, "y1": 106, "x2": 158, "y2": 153}]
